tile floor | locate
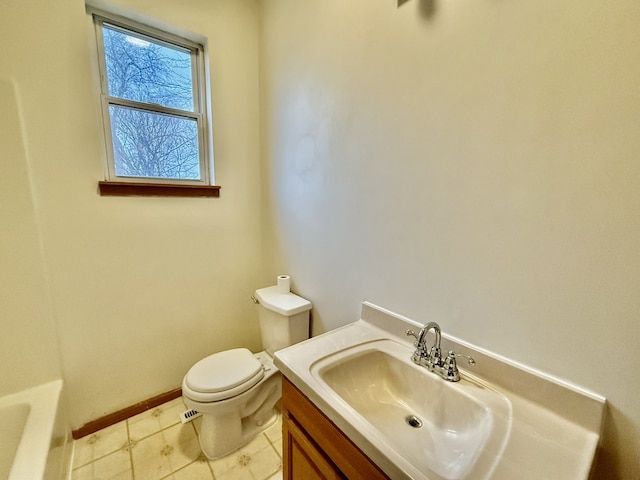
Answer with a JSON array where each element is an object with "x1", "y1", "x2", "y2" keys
[{"x1": 71, "y1": 397, "x2": 283, "y2": 480}]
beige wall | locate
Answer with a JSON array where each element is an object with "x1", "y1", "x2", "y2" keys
[
  {"x1": 0, "y1": 79, "x2": 62, "y2": 396},
  {"x1": 259, "y1": 0, "x2": 640, "y2": 477},
  {"x1": 0, "y1": 0, "x2": 263, "y2": 428},
  {"x1": 2, "y1": 0, "x2": 638, "y2": 475}
]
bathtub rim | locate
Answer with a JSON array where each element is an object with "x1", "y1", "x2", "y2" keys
[{"x1": 0, "y1": 379, "x2": 63, "y2": 480}]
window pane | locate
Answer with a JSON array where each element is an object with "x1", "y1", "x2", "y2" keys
[
  {"x1": 108, "y1": 105, "x2": 201, "y2": 180},
  {"x1": 103, "y1": 24, "x2": 194, "y2": 111}
]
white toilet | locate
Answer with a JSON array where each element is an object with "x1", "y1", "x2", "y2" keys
[{"x1": 182, "y1": 285, "x2": 312, "y2": 459}]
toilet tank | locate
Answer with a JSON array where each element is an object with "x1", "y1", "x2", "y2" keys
[{"x1": 254, "y1": 286, "x2": 312, "y2": 356}]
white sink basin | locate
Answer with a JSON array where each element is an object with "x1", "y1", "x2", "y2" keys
[
  {"x1": 310, "y1": 339, "x2": 511, "y2": 480},
  {"x1": 274, "y1": 302, "x2": 605, "y2": 480}
]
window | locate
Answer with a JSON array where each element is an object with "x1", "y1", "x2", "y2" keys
[{"x1": 91, "y1": 10, "x2": 218, "y2": 196}]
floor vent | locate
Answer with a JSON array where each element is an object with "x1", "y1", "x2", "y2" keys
[{"x1": 179, "y1": 409, "x2": 202, "y2": 424}]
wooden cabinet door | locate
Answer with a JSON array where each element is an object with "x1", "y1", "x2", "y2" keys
[
  {"x1": 284, "y1": 413, "x2": 345, "y2": 480},
  {"x1": 281, "y1": 377, "x2": 390, "y2": 480}
]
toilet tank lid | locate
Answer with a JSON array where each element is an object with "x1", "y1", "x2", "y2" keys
[{"x1": 255, "y1": 286, "x2": 312, "y2": 316}]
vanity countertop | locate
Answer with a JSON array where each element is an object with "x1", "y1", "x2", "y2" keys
[{"x1": 274, "y1": 301, "x2": 605, "y2": 480}]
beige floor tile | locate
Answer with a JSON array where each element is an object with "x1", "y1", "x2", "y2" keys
[
  {"x1": 72, "y1": 397, "x2": 281, "y2": 480},
  {"x1": 165, "y1": 458, "x2": 214, "y2": 479},
  {"x1": 247, "y1": 445, "x2": 281, "y2": 479},
  {"x1": 263, "y1": 417, "x2": 282, "y2": 445},
  {"x1": 131, "y1": 422, "x2": 201, "y2": 480},
  {"x1": 71, "y1": 448, "x2": 132, "y2": 480},
  {"x1": 73, "y1": 421, "x2": 129, "y2": 468},
  {"x1": 270, "y1": 440, "x2": 282, "y2": 458},
  {"x1": 263, "y1": 417, "x2": 282, "y2": 457},
  {"x1": 216, "y1": 467, "x2": 255, "y2": 480},
  {"x1": 210, "y1": 433, "x2": 281, "y2": 480},
  {"x1": 127, "y1": 397, "x2": 185, "y2": 441}
]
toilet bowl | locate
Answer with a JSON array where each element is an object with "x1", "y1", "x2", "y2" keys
[
  {"x1": 182, "y1": 285, "x2": 311, "y2": 460},
  {"x1": 182, "y1": 350, "x2": 282, "y2": 459}
]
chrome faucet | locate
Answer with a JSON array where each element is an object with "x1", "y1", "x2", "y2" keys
[
  {"x1": 406, "y1": 321, "x2": 475, "y2": 382},
  {"x1": 407, "y1": 322, "x2": 442, "y2": 368}
]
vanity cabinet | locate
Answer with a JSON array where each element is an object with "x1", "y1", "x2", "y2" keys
[{"x1": 282, "y1": 376, "x2": 390, "y2": 480}]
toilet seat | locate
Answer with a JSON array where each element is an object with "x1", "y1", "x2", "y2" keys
[{"x1": 184, "y1": 348, "x2": 264, "y2": 402}]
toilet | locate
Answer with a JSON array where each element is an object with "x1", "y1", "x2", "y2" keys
[{"x1": 182, "y1": 285, "x2": 312, "y2": 459}]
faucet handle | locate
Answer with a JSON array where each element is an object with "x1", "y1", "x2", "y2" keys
[
  {"x1": 448, "y1": 351, "x2": 475, "y2": 365},
  {"x1": 405, "y1": 329, "x2": 420, "y2": 347},
  {"x1": 406, "y1": 329, "x2": 430, "y2": 365},
  {"x1": 443, "y1": 351, "x2": 476, "y2": 382}
]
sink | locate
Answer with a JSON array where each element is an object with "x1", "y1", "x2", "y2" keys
[
  {"x1": 275, "y1": 302, "x2": 604, "y2": 480},
  {"x1": 310, "y1": 339, "x2": 512, "y2": 480}
]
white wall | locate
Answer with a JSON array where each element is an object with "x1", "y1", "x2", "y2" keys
[
  {"x1": 259, "y1": 0, "x2": 640, "y2": 477},
  {"x1": 0, "y1": 0, "x2": 263, "y2": 429}
]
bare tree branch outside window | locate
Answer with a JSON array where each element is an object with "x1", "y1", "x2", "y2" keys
[{"x1": 102, "y1": 24, "x2": 201, "y2": 180}]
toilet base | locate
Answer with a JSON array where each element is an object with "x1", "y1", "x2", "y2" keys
[{"x1": 199, "y1": 408, "x2": 280, "y2": 460}]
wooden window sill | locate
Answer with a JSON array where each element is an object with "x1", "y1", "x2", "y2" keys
[{"x1": 98, "y1": 181, "x2": 220, "y2": 197}]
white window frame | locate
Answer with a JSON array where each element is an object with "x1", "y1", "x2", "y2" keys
[{"x1": 90, "y1": 9, "x2": 213, "y2": 187}]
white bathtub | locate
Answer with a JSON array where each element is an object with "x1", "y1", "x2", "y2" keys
[{"x1": 0, "y1": 380, "x2": 72, "y2": 480}]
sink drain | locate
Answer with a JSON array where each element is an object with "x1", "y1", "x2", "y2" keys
[{"x1": 405, "y1": 415, "x2": 423, "y2": 428}]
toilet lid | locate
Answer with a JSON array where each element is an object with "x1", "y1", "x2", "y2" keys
[{"x1": 185, "y1": 348, "x2": 264, "y2": 395}]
